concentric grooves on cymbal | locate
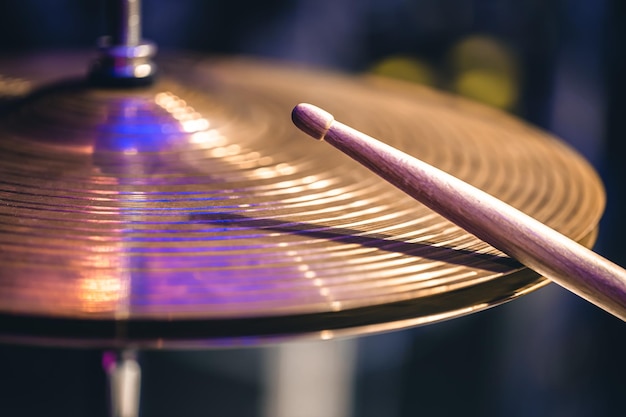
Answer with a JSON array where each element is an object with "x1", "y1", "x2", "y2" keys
[{"x1": 0, "y1": 53, "x2": 605, "y2": 345}]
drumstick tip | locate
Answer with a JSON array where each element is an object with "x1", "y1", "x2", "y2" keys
[{"x1": 292, "y1": 103, "x2": 334, "y2": 140}]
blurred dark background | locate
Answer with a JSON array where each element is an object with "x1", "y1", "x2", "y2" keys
[{"x1": 0, "y1": 1, "x2": 625, "y2": 416}]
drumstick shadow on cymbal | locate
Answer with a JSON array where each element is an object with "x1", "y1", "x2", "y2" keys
[
  {"x1": 190, "y1": 212, "x2": 521, "y2": 272},
  {"x1": 291, "y1": 102, "x2": 626, "y2": 321}
]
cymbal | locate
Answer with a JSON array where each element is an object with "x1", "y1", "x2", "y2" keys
[{"x1": 0, "y1": 52, "x2": 604, "y2": 347}]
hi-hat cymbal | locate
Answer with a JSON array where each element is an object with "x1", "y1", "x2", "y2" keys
[{"x1": 0, "y1": 52, "x2": 604, "y2": 347}]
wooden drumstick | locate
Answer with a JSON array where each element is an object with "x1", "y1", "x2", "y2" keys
[{"x1": 291, "y1": 102, "x2": 626, "y2": 321}]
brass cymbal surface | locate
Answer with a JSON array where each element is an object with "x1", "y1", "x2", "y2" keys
[{"x1": 0, "y1": 52, "x2": 605, "y2": 347}]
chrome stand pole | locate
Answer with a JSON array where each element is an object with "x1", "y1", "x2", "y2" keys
[
  {"x1": 103, "y1": 350, "x2": 142, "y2": 417},
  {"x1": 89, "y1": 0, "x2": 157, "y2": 85}
]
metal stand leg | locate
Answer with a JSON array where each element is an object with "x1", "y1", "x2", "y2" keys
[
  {"x1": 263, "y1": 339, "x2": 357, "y2": 417},
  {"x1": 103, "y1": 350, "x2": 142, "y2": 417}
]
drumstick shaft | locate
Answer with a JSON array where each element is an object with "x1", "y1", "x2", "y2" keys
[{"x1": 292, "y1": 103, "x2": 626, "y2": 321}]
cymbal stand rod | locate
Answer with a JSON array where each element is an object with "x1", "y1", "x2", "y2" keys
[
  {"x1": 89, "y1": 0, "x2": 157, "y2": 85},
  {"x1": 103, "y1": 350, "x2": 141, "y2": 417},
  {"x1": 107, "y1": 0, "x2": 142, "y2": 46},
  {"x1": 292, "y1": 103, "x2": 626, "y2": 321}
]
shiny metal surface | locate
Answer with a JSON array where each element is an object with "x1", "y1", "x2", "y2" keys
[{"x1": 0, "y1": 52, "x2": 605, "y2": 347}]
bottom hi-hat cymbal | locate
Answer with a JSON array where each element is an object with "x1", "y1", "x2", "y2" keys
[{"x1": 0, "y1": 52, "x2": 604, "y2": 347}]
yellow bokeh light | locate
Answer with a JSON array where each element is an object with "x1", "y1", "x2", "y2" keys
[
  {"x1": 454, "y1": 69, "x2": 517, "y2": 110},
  {"x1": 370, "y1": 55, "x2": 436, "y2": 85},
  {"x1": 448, "y1": 34, "x2": 520, "y2": 110}
]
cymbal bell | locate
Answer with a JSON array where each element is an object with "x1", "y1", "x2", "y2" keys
[{"x1": 0, "y1": 52, "x2": 604, "y2": 347}]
